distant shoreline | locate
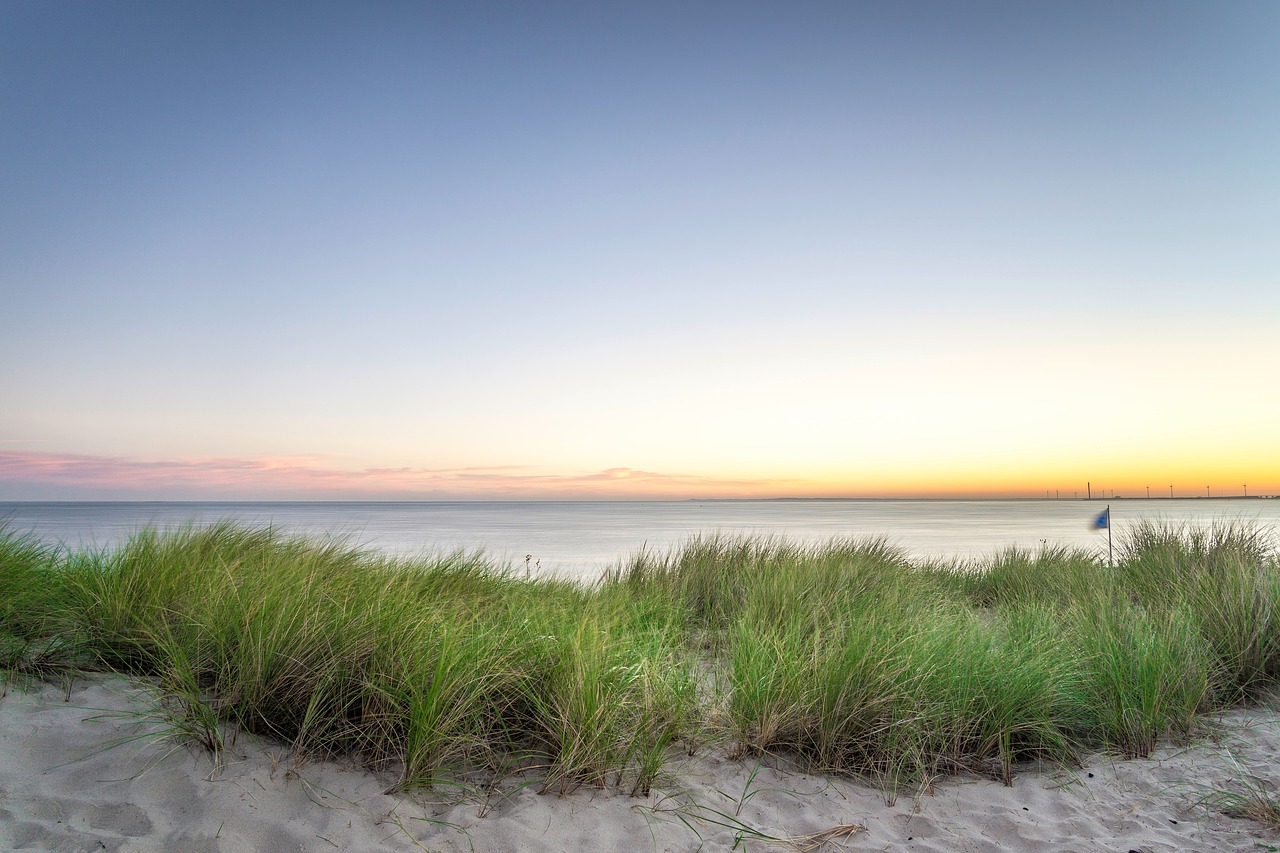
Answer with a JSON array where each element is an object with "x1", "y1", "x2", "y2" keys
[{"x1": 1, "y1": 495, "x2": 1276, "y2": 505}]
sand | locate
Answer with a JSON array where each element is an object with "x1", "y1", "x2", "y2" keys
[{"x1": 3, "y1": 675, "x2": 1280, "y2": 852}]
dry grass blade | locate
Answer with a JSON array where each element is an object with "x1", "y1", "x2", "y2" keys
[
  {"x1": 1222, "y1": 797, "x2": 1280, "y2": 830},
  {"x1": 788, "y1": 822, "x2": 867, "y2": 850},
  {"x1": 1203, "y1": 774, "x2": 1280, "y2": 831}
]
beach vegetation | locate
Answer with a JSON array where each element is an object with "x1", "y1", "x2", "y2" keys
[
  {"x1": 1195, "y1": 752, "x2": 1280, "y2": 833},
  {"x1": 1, "y1": 520, "x2": 1278, "y2": 796},
  {"x1": 1117, "y1": 520, "x2": 1280, "y2": 701},
  {"x1": 0, "y1": 528, "x2": 83, "y2": 682}
]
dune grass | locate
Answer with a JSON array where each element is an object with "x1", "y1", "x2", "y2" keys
[
  {"x1": 0, "y1": 530, "x2": 81, "y2": 681},
  {"x1": 1, "y1": 530, "x2": 55, "y2": 664},
  {"x1": 1117, "y1": 519, "x2": 1280, "y2": 701},
  {"x1": 2, "y1": 519, "x2": 1279, "y2": 795}
]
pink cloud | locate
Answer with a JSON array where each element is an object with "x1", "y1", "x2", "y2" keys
[{"x1": 0, "y1": 451, "x2": 782, "y2": 500}]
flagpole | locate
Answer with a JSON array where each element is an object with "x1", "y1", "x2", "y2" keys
[{"x1": 1107, "y1": 504, "x2": 1112, "y2": 567}]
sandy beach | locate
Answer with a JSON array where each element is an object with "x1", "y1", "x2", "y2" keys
[{"x1": 2, "y1": 676, "x2": 1278, "y2": 852}]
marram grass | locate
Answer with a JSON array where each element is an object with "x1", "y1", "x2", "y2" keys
[{"x1": 2, "y1": 520, "x2": 1278, "y2": 794}]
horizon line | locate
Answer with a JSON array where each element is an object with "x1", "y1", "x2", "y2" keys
[{"x1": 4, "y1": 495, "x2": 1278, "y2": 504}]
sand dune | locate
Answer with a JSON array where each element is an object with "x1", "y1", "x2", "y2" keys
[{"x1": 3, "y1": 675, "x2": 1279, "y2": 852}]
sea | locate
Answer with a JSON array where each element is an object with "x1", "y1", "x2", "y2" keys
[{"x1": 2, "y1": 499, "x2": 1277, "y2": 583}]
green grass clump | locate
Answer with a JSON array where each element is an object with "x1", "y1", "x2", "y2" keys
[
  {"x1": 0, "y1": 528, "x2": 82, "y2": 678},
  {"x1": 5, "y1": 519, "x2": 1279, "y2": 798},
  {"x1": 1070, "y1": 597, "x2": 1214, "y2": 756},
  {"x1": 1117, "y1": 520, "x2": 1280, "y2": 700},
  {"x1": 518, "y1": 604, "x2": 695, "y2": 794},
  {"x1": 610, "y1": 534, "x2": 912, "y2": 634},
  {"x1": 1, "y1": 529, "x2": 58, "y2": 645},
  {"x1": 724, "y1": 565, "x2": 1081, "y2": 786},
  {"x1": 930, "y1": 545, "x2": 1106, "y2": 609}
]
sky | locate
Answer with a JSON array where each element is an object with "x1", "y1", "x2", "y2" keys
[{"x1": 2, "y1": 1, "x2": 1278, "y2": 501}]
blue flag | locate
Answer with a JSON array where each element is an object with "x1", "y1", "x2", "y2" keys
[{"x1": 1092, "y1": 508, "x2": 1110, "y2": 530}]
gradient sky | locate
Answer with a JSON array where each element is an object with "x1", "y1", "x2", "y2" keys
[{"x1": 2, "y1": 1, "x2": 1277, "y2": 500}]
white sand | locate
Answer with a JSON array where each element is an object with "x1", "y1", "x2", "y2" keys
[{"x1": 3, "y1": 676, "x2": 1280, "y2": 852}]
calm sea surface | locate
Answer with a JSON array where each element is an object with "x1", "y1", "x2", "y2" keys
[{"x1": 3, "y1": 500, "x2": 1278, "y2": 582}]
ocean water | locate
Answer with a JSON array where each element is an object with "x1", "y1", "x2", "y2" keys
[{"x1": 3, "y1": 499, "x2": 1277, "y2": 582}]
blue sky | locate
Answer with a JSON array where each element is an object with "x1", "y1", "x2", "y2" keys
[{"x1": 2, "y1": 1, "x2": 1277, "y2": 499}]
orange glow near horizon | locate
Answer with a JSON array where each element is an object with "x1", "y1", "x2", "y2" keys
[
  {"x1": 796, "y1": 460, "x2": 1280, "y2": 500},
  {"x1": 3, "y1": 450, "x2": 1278, "y2": 501}
]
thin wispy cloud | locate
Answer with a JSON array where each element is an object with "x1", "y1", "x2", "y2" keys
[{"x1": 0, "y1": 451, "x2": 780, "y2": 500}]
